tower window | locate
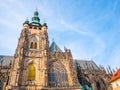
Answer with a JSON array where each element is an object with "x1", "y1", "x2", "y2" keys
[
  {"x1": 30, "y1": 42, "x2": 34, "y2": 48},
  {"x1": 39, "y1": 27, "x2": 41, "y2": 30},
  {"x1": 34, "y1": 27, "x2": 37, "y2": 29},
  {"x1": 34, "y1": 42, "x2": 37, "y2": 49},
  {"x1": 30, "y1": 36, "x2": 38, "y2": 49},
  {"x1": 30, "y1": 42, "x2": 37, "y2": 49},
  {"x1": 29, "y1": 26, "x2": 32, "y2": 29}
]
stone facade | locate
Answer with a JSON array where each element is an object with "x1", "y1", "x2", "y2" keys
[
  {"x1": 4, "y1": 10, "x2": 80, "y2": 90},
  {"x1": 75, "y1": 61, "x2": 113, "y2": 90}
]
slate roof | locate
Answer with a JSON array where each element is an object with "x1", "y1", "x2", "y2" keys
[
  {"x1": 0, "y1": 55, "x2": 99, "y2": 70},
  {"x1": 49, "y1": 41, "x2": 63, "y2": 52},
  {"x1": 74, "y1": 59, "x2": 99, "y2": 70},
  {"x1": 0, "y1": 55, "x2": 13, "y2": 67}
]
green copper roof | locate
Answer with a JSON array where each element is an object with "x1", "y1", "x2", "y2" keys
[
  {"x1": 42, "y1": 22, "x2": 47, "y2": 27},
  {"x1": 30, "y1": 9, "x2": 41, "y2": 27},
  {"x1": 85, "y1": 85, "x2": 92, "y2": 90},
  {"x1": 78, "y1": 83, "x2": 92, "y2": 90},
  {"x1": 23, "y1": 18, "x2": 29, "y2": 25},
  {"x1": 23, "y1": 9, "x2": 48, "y2": 27},
  {"x1": 42, "y1": 19, "x2": 47, "y2": 27}
]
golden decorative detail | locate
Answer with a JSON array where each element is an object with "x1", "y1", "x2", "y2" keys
[{"x1": 28, "y1": 64, "x2": 36, "y2": 81}]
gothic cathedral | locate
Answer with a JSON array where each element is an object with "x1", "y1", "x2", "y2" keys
[{"x1": 5, "y1": 10, "x2": 80, "y2": 90}]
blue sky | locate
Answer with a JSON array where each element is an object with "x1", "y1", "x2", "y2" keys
[{"x1": 0, "y1": 0, "x2": 120, "y2": 69}]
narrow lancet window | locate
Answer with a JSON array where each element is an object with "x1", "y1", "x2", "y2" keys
[
  {"x1": 34, "y1": 42, "x2": 37, "y2": 49},
  {"x1": 28, "y1": 64, "x2": 36, "y2": 81},
  {"x1": 30, "y1": 42, "x2": 34, "y2": 49}
]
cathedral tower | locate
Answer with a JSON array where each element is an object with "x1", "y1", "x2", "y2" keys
[{"x1": 5, "y1": 10, "x2": 80, "y2": 90}]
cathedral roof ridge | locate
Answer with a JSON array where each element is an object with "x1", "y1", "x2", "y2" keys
[
  {"x1": 74, "y1": 60, "x2": 99, "y2": 70},
  {"x1": 74, "y1": 59, "x2": 93, "y2": 61}
]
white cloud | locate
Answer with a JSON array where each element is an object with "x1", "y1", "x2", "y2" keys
[{"x1": 57, "y1": 19, "x2": 106, "y2": 60}]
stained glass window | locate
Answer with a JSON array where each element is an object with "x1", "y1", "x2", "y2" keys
[
  {"x1": 28, "y1": 64, "x2": 36, "y2": 81},
  {"x1": 48, "y1": 61, "x2": 68, "y2": 87}
]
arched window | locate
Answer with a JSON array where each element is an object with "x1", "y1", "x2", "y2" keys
[
  {"x1": 30, "y1": 36, "x2": 38, "y2": 49},
  {"x1": 28, "y1": 64, "x2": 36, "y2": 81},
  {"x1": 30, "y1": 42, "x2": 34, "y2": 48},
  {"x1": 34, "y1": 42, "x2": 37, "y2": 49},
  {"x1": 48, "y1": 61, "x2": 68, "y2": 87}
]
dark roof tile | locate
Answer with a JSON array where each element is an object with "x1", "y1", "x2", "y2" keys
[{"x1": 49, "y1": 41, "x2": 62, "y2": 52}]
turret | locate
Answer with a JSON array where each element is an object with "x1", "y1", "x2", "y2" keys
[
  {"x1": 42, "y1": 19, "x2": 48, "y2": 31},
  {"x1": 23, "y1": 18, "x2": 29, "y2": 29}
]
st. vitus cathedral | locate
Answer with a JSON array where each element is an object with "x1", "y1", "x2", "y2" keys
[
  {"x1": 0, "y1": 10, "x2": 114, "y2": 90},
  {"x1": 4, "y1": 10, "x2": 80, "y2": 90}
]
